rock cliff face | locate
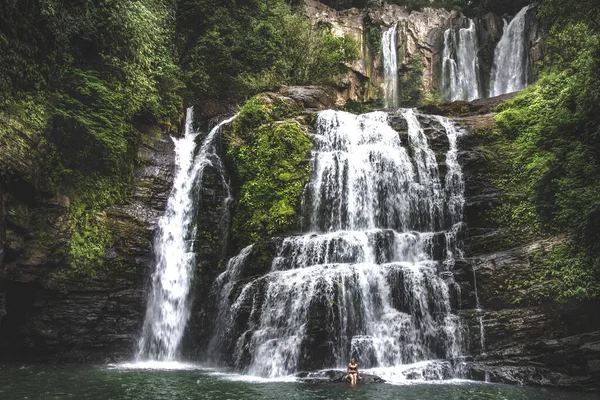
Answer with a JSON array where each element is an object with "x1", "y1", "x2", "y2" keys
[
  {"x1": 304, "y1": 0, "x2": 544, "y2": 105},
  {"x1": 525, "y1": 5, "x2": 545, "y2": 85},
  {"x1": 186, "y1": 86, "x2": 337, "y2": 358},
  {"x1": 305, "y1": 0, "x2": 450, "y2": 104},
  {"x1": 1, "y1": 84, "x2": 599, "y2": 390},
  {"x1": 422, "y1": 100, "x2": 600, "y2": 391},
  {"x1": 0, "y1": 2, "x2": 592, "y2": 389},
  {"x1": 0, "y1": 130, "x2": 176, "y2": 361},
  {"x1": 0, "y1": 86, "x2": 336, "y2": 363}
]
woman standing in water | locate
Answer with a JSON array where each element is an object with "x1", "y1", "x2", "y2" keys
[{"x1": 346, "y1": 358, "x2": 359, "y2": 385}]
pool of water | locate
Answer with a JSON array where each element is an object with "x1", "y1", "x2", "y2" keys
[{"x1": 0, "y1": 363, "x2": 596, "y2": 400}]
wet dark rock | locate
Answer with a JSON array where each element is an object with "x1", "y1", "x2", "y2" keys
[
  {"x1": 294, "y1": 369, "x2": 385, "y2": 384},
  {"x1": 132, "y1": 134, "x2": 176, "y2": 213},
  {"x1": 387, "y1": 112, "x2": 408, "y2": 133},
  {"x1": 474, "y1": 12, "x2": 505, "y2": 95},
  {"x1": 0, "y1": 290, "x2": 6, "y2": 328},
  {"x1": 525, "y1": 6, "x2": 545, "y2": 84},
  {"x1": 453, "y1": 105, "x2": 600, "y2": 390},
  {"x1": 3, "y1": 81, "x2": 600, "y2": 392},
  {"x1": 0, "y1": 131, "x2": 177, "y2": 362},
  {"x1": 417, "y1": 114, "x2": 450, "y2": 157},
  {"x1": 402, "y1": 361, "x2": 454, "y2": 381},
  {"x1": 181, "y1": 119, "x2": 238, "y2": 358},
  {"x1": 387, "y1": 110, "x2": 452, "y2": 182},
  {"x1": 300, "y1": 300, "x2": 340, "y2": 371},
  {"x1": 464, "y1": 329, "x2": 600, "y2": 389},
  {"x1": 279, "y1": 86, "x2": 337, "y2": 111},
  {"x1": 418, "y1": 92, "x2": 518, "y2": 118}
]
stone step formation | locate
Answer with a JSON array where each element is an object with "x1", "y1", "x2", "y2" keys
[
  {"x1": 136, "y1": 6, "x2": 532, "y2": 377},
  {"x1": 206, "y1": 109, "x2": 468, "y2": 381}
]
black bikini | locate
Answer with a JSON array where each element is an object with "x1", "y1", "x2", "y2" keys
[{"x1": 348, "y1": 364, "x2": 358, "y2": 374}]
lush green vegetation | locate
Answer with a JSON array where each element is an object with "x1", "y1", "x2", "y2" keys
[
  {"x1": 226, "y1": 96, "x2": 312, "y2": 248},
  {"x1": 4, "y1": 0, "x2": 600, "y2": 307},
  {"x1": 491, "y1": 0, "x2": 600, "y2": 303},
  {"x1": 0, "y1": 0, "x2": 357, "y2": 275},
  {"x1": 363, "y1": 15, "x2": 382, "y2": 58},
  {"x1": 177, "y1": 0, "x2": 357, "y2": 110},
  {"x1": 1, "y1": 0, "x2": 184, "y2": 276},
  {"x1": 398, "y1": 55, "x2": 423, "y2": 106}
]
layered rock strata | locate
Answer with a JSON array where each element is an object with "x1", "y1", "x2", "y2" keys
[
  {"x1": 304, "y1": 0, "x2": 544, "y2": 105},
  {"x1": 424, "y1": 97, "x2": 600, "y2": 391},
  {"x1": 0, "y1": 131, "x2": 176, "y2": 361}
]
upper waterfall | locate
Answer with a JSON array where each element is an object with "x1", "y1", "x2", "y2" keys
[
  {"x1": 207, "y1": 109, "x2": 467, "y2": 380},
  {"x1": 382, "y1": 24, "x2": 399, "y2": 108},
  {"x1": 489, "y1": 5, "x2": 531, "y2": 97},
  {"x1": 135, "y1": 109, "x2": 235, "y2": 362},
  {"x1": 441, "y1": 19, "x2": 481, "y2": 102}
]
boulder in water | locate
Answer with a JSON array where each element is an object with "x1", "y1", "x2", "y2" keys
[{"x1": 294, "y1": 369, "x2": 385, "y2": 384}]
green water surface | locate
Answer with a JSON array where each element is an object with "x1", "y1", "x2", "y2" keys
[{"x1": 0, "y1": 364, "x2": 597, "y2": 400}]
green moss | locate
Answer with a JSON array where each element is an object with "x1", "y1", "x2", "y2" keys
[
  {"x1": 247, "y1": 239, "x2": 276, "y2": 275},
  {"x1": 342, "y1": 99, "x2": 384, "y2": 114},
  {"x1": 0, "y1": 96, "x2": 54, "y2": 184},
  {"x1": 68, "y1": 212, "x2": 111, "y2": 276},
  {"x1": 1, "y1": 0, "x2": 185, "y2": 282},
  {"x1": 5, "y1": 229, "x2": 23, "y2": 253},
  {"x1": 502, "y1": 243, "x2": 600, "y2": 304},
  {"x1": 6, "y1": 204, "x2": 31, "y2": 230},
  {"x1": 298, "y1": 112, "x2": 318, "y2": 128},
  {"x1": 65, "y1": 173, "x2": 132, "y2": 277},
  {"x1": 364, "y1": 16, "x2": 381, "y2": 59},
  {"x1": 481, "y1": 24, "x2": 600, "y2": 303},
  {"x1": 227, "y1": 95, "x2": 312, "y2": 248},
  {"x1": 398, "y1": 54, "x2": 423, "y2": 107}
]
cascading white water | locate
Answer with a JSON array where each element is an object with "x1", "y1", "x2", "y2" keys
[
  {"x1": 404, "y1": 109, "x2": 445, "y2": 229},
  {"x1": 489, "y1": 5, "x2": 531, "y2": 97},
  {"x1": 136, "y1": 109, "x2": 235, "y2": 362},
  {"x1": 441, "y1": 19, "x2": 481, "y2": 102},
  {"x1": 209, "y1": 109, "x2": 467, "y2": 380},
  {"x1": 436, "y1": 116, "x2": 464, "y2": 227},
  {"x1": 471, "y1": 268, "x2": 486, "y2": 355},
  {"x1": 435, "y1": 116, "x2": 466, "y2": 271},
  {"x1": 382, "y1": 24, "x2": 398, "y2": 108}
]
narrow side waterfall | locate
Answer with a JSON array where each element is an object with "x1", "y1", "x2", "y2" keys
[
  {"x1": 382, "y1": 24, "x2": 398, "y2": 108},
  {"x1": 136, "y1": 109, "x2": 235, "y2": 362},
  {"x1": 208, "y1": 109, "x2": 467, "y2": 381},
  {"x1": 489, "y1": 5, "x2": 531, "y2": 97},
  {"x1": 441, "y1": 19, "x2": 481, "y2": 102}
]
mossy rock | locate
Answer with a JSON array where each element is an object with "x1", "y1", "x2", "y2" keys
[{"x1": 227, "y1": 95, "x2": 314, "y2": 249}]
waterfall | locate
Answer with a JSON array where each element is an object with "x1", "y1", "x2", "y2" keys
[
  {"x1": 441, "y1": 19, "x2": 481, "y2": 102},
  {"x1": 435, "y1": 115, "x2": 466, "y2": 271},
  {"x1": 136, "y1": 109, "x2": 235, "y2": 362},
  {"x1": 489, "y1": 5, "x2": 531, "y2": 97},
  {"x1": 209, "y1": 109, "x2": 467, "y2": 379},
  {"x1": 382, "y1": 24, "x2": 398, "y2": 108},
  {"x1": 472, "y1": 268, "x2": 486, "y2": 354}
]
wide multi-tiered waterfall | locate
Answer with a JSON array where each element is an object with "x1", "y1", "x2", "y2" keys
[
  {"x1": 489, "y1": 5, "x2": 531, "y2": 97},
  {"x1": 382, "y1": 24, "x2": 399, "y2": 108},
  {"x1": 441, "y1": 19, "x2": 481, "y2": 102},
  {"x1": 136, "y1": 109, "x2": 235, "y2": 362},
  {"x1": 208, "y1": 109, "x2": 466, "y2": 380}
]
